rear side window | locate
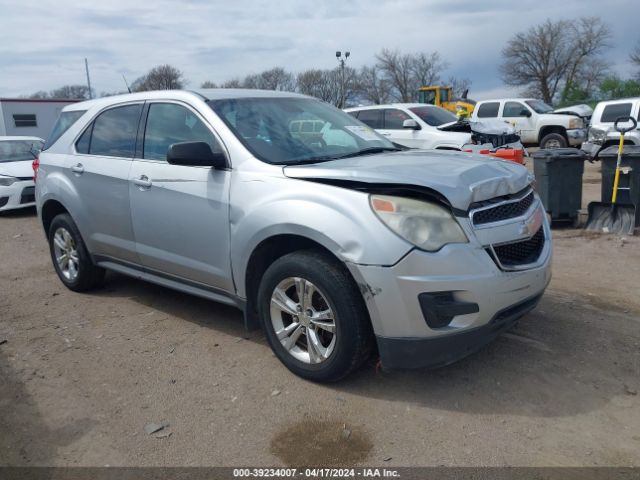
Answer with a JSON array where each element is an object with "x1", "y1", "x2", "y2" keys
[
  {"x1": 383, "y1": 109, "x2": 411, "y2": 129},
  {"x1": 76, "y1": 104, "x2": 142, "y2": 158},
  {"x1": 356, "y1": 109, "x2": 383, "y2": 129},
  {"x1": 477, "y1": 102, "x2": 500, "y2": 118},
  {"x1": 601, "y1": 103, "x2": 632, "y2": 123},
  {"x1": 44, "y1": 110, "x2": 86, "y2": 150}
]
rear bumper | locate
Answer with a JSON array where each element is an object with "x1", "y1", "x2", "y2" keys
[{"x1": 376, "y1": 293, "x2": 542, "y2": 369}]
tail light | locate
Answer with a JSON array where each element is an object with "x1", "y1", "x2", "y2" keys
[{"x1": 32, "y1": 156, "x2": 40, "y2": 182}]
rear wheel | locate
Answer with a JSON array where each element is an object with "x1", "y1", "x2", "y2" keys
[
  {"x1": 258, "y1": 251, "x2": 373, "y2": 382},
  {"x1": 540, "y1": 132, "x2": 567, "y2": 149},
  {"x1": 48, "y1": 213, "x2": 105, "y2": 291}
]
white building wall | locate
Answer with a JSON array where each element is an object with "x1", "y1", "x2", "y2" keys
[{"x1": 0, "y1": 99, "x2": 78, "y2": 139}]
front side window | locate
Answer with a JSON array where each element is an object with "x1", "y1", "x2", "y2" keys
[
  {"x1": 601, "y1": 103, "x2": 632, "y2": 123},
  {"x1": 0, "y1": 139, "x2": 44, "y2": 163},
  {"x1": 208, "y1": 98, "x2": 395, "y2": 165},
  {"x1": 409, "y1": 106, "x2": 457, "y2": 126},
  {"x1": 77, "y1": 104, "x2": 142, "y2": 158},
  {"x1": 503, "y1": 102, "x2": 529, "y2": 117},
  {"x1": 525, "y1": 100, "x2": 554, "y2": 114},
  {"x1": 143, "y1": 103, "x2": 222, "y2": 161},
  {"x1": 383, "y1": 109, "x2": 411, "y2": 129},
  {"x1": 476, "y1": 102, "x2": 500, "y2": 118}
]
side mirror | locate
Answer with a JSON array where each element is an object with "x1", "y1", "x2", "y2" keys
[
  {"x1": 167, "y1": 141, "x2": 227, "y2": 168},
  {"x1": 403, "y1": 119, "x2": 421, "y2": 130},
  {"x1": 521, "y1": 109, "x2": 532, "y2": 118}
]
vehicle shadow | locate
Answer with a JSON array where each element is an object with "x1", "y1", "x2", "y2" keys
[
  {"x1": 92, "y1": 274, "x2": 637, "y2": 419},
  {"x1": 0, "y1": 206, "x2": 37, "y2": 218},
  {"x1": 0, "y1": 345, "x2": 95, "y2": 466}
]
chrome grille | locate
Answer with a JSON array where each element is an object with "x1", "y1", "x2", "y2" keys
[{"x1": 472, "y1": 191, "x2": 535, "y2": 226}]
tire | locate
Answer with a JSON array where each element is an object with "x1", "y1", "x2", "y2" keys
[
  {"x1": 540, "y1": 132, "x2": 567, "y2": 149},
  {"x1": 258, "y1": 250, "x2": 373, "y2": 382},
  {"x1": 48, "y1": 213, "x2": 105, "y2": 292}
]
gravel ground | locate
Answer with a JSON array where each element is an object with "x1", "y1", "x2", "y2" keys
[{"x1": 1, "y1": 161, "x2": 639, "y2": 467}]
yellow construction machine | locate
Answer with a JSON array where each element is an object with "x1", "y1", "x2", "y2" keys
[{"x1": 417, "y1": 86, "x2": 476, "y2": 118}]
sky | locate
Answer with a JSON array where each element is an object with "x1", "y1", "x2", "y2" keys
[{"x1": 0, "y1": 0, "x2": 639, "y2": 100}]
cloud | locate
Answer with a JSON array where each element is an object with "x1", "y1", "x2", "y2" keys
[{"x1": 0, "y1": 0, "x2": 638, "y2": 97}]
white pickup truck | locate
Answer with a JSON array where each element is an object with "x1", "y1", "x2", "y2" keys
[{"x1": 471, "y1": 98, "x2": 587, "y2": 149}]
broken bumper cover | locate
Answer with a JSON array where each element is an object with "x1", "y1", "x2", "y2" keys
[
  {"x1": 346, "y1": 233, "x2": 552, "y2": 369},
  {"x1": 581, "y1": 141, "x2": 602, "y2": 160},
  {"x1": 567, "y1": 128, "x2": 587, "y2": 146},
  {"x1": 376, "y1": 293, "x2": 543, "y2": 369}
]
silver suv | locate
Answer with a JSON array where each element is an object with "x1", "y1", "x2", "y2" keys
[{"x1": 36, "y1": 89, "x2": 552, "y2": 382}]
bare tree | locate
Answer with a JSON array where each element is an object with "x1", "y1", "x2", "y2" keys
[
  {"x1": 375, "y1": 49, "x2": 447, "y2": 102},
  {"x1": 49, "y1": 85, "x2": 92, "y2": 99},
  {"x1": 221, "y1": 78, "x2": 243, "y2": 88},
  {"x1": 446, "y1": 76, "x2": 472, "y2": 100},
  {"x1": 132, "y1": 64, "x2": 185, "y2": 91},
  {"x1": 500, "y1": 17, "x2": 611, "y2": 104},
  {"x1": 27, "y1": 91, "x2": 50, "y2": 99},
  {"x1": 201, "y1": 80, "x2": 218, "y2": 88},
  {"x1": 356, "y1": 65, "x2": 392, "y2": 105},
  {"x1": 375, "y1": 49, "x2": 415, "y2": 102},
  {"x1": 297, "y1": 69, "x2": 340, "y2": 105},
  {"x1": 243, "y1": 67, "x2": 295, "y2": 91},
  {"x1": 631, "y1": 40, "x2": 640, "y2": 78}
]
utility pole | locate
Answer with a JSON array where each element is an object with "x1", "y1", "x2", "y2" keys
[
  {"x1": 84, "y1": 58, "x2": 93, "y2": 99},
  {"x1": 335, "y1": 51, "x2": 350, "y2": 108}
]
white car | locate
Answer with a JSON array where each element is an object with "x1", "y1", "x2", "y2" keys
[
  {"x1": 0, "y1": 136, "x2": 44, "y2": 211},
  {"x1": 582, "y1": 98, "x2": 640, "y2": 159},
  {"x1": 345, "y1": 103, "x2": 473, "y2": 150}
]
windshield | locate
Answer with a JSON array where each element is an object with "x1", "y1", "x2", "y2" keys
[
  {"x1": 525, "y1": 99, "x2": 554, "y2": 114},
  {"x1": 207, "y1": 97, "x2": 397, "y2": 165},
  {"x1": 409, "y1": 105, "x2": 458, "y2": 126},
  {"x1": 0, "y1": 139, "x2": 44, "y2": 163}
]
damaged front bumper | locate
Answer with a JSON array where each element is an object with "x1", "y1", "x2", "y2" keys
[
  {"x1": 567, "y1": 128, "x2": 587, "y2": 146},
  {"x1": 346, "y1": 205, "x2": 552, "y2": 370}
]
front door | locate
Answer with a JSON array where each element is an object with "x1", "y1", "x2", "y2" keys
[
  {"x1": 502, "y1": 101, "x2": 536, "y2": 143},
  {"x1": 129, "y1": 101, "x2": 233, "y2": 292}
]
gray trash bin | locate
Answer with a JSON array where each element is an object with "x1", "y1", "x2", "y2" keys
[
  {"x1": 532, "y1": 148, "x2": 587, "y2": 223},
  {"x1": 598, "y1": 145, "x2": 640, "y2": 227}
]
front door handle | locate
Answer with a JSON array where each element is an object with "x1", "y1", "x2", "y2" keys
[
  {"x1": 133, "y1": 175, "x2": 152, "y2": 189},
  {"x1": 71, "y1": 163, "x2": 84, "y2": 174}
]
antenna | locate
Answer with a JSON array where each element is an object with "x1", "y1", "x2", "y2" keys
[
  {"x1": 122, "y1": 74, "x2": 132, "y2": 93},
  {"x1": 84, "y1": 58, "x2": 93, "y2": 99}
]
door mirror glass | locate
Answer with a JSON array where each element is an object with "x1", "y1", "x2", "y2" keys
[
  {"x1": 167, "y1": 141, "x2": 227, "y2": 168},
  {"x1": 402, "y1": 119, "x2": 421, "y2": 130},
  {"x1": 521, "y1": 109, "x2": 532, "y2": 117}
]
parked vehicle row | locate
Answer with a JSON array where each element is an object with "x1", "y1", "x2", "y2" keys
[
  {"x1": 0, "y1": 136, "x2": 43, "y2": 212},
  {"x1": 35, "y1": 89, "x2": 551, "y2": 381}
]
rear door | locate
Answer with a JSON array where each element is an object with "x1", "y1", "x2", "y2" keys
[
  {"x1": 128, "y1": 101, "x2": 233, "y2": 291},
  {"x1": 71, "y1": 103, "x2": 142, "y2": 264}
]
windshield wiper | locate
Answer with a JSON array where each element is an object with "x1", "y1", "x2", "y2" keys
[{"x1": 333, "y1": 147, "x2": 401, "y2": 159}]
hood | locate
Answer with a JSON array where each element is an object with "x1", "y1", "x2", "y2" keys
[
  {"x1": 553, "y1": 104, "x2": 593, "y2": 119},
  {"x1": 0, "y1": 160, "x2": 34, "y2": 179},
  {"x1": 284, "y1": 150, "x2": 532, "y2": 211}
]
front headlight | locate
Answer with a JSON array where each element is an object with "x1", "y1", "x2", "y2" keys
[
  {"x1": 370, "y1": 194, "x2": 468, "y2": 251},
  {"x1": 568, "y1": 118, "x2": 583, "y2": 129},
  {"x1": 0, "y1": 176, "x2": 17, "y2": 186},
  {"x1": 588, "y1": 127, "x2": 606, "y2": 144}
]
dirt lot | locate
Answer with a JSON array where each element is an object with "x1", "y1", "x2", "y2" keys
[{"x1": 1, "y1": 161, "x2": 639, "y2": 467}]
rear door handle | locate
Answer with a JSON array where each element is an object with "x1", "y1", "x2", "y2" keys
[
  {"x1": 133, "y1": 175, "x2": 152, "y2": 189},
  {"x1": 71, "y1": 163, "x2": 84, "y2": 174}
]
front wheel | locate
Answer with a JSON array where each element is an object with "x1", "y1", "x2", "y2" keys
[
  {"x1": 540, "y1": 132, "x2": 567, "y2": 149},
  {"x1": 258, "y1": 251, "x2": 373, "y2": 382}
]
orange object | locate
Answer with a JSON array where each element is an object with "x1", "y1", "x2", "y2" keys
[{"x1": 488, "y1": 148, "x2": 525, "y2": 164}]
